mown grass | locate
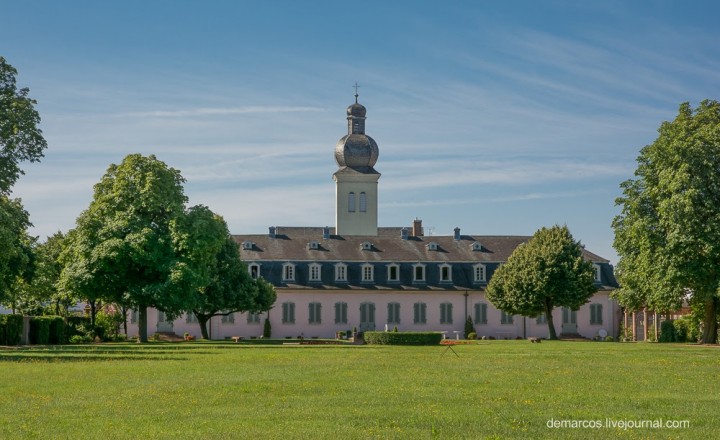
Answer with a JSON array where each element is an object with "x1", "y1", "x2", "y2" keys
[{"x1": 0, "y1": 341, "x2": 717, "y2": 439}]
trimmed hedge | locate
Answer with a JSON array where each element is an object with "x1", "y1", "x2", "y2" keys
[
  {"x1": 0, "y1": 314, "x2": 24, "y2": 346},
  {"x1": 30, "y1": 316, "x2": 52, "y2": 344},
  {"x1": 364, "y1": 331, "x2": 443, "y2": 345},
  {"x1": 48, "y1": 317, "x2": 65, "y2": 344}
]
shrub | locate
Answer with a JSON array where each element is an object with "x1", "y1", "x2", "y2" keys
[
  {"x1": 48, "y1": 316, "x2": 65, "y2": 344},
  {"x1": 69, "y1": 334, "x2": 92, "y2": 344},
  {"x1": 263, "y1": 318, "x2": 272, "y2": 338},
  {"x1": 392, "y1": 326, "x2": 398, "y2": 332},
  {"x1": 464, "y1": 316, "x2": 475, "y2": 339},
  {"x1": 29, "y1": 316, "x2": 54, "y2": 344},
  {"x1": 0, "y1": 315, "x2": 27, "y2": 345},
  {"x1": 604, "y1": 336, "x2": 614, "y2": 342},
  {"x1": 65, "y1": 316, "x2": 91, "y2": 339},
  {"x1": 364, "y1": 331, "x2": 443, "y2": 345},
  {"x1": 659, "y1": 320, "x2": 676, "y2": 343},
  {"x1": 467, "y1": 332, "x2": 477, "y2": 340}
]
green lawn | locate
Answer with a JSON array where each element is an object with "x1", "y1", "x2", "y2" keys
[{"x1": 0, "y1": 341, "x2": 717, "y2": 439}]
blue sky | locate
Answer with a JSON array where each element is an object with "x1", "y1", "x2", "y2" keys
[{"x1": 3, "y1": 0, "x2": 720, "y2": 264}]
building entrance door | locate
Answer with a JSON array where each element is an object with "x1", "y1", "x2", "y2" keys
[{"x1": 359, "y1": 303, "x2": 375, "y2": 331}]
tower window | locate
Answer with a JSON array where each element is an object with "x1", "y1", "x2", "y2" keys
[
  {"x1": 359, "y1": 192, "x2": 367, "y2": 212},
  {"x1": 348, "y1": 192, "x2": 356, "y2": 212}
]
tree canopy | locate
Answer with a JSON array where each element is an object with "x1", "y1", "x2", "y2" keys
[
  {"x1": 613, "y1": 100, "x2": 720, "y2": 344},
  {"x1": 0, "y1": 56, "x2": 47, "y2": 194},
  {"x1": 0, "y1": 195, "x2": 34, "y2": 307},
  {"x1": 60, "y1": 154, "x2": 223, "y2": 341},
  {"x1": 486, "y1": 225, "x2": 597, "y2": 340}
]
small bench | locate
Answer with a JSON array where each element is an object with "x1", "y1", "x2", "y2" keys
[
  {"x1": 231, "y1": 336, "x2": 244, "y2": 343},
  {"x1": 528, "y1": 337, "x2": 541, "y2": 343}
]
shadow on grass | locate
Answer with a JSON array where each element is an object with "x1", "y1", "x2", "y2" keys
[{"x1": 0, "y1": 353, "x2": 190, "y2": 362}]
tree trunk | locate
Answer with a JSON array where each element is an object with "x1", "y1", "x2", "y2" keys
[
  {"x1": 701, "y1": 297, "x2": 718, "y2": 344},
  {"x1": 197, "y1": 314, "x2": 210, "y2": 340},
  {"x1": 89, "y1": 300, "x2": 97, "y2": 327},
  {"x1": 121, "y1": 306, "x2": 128, "y2": 336},
  {"x1": 138, "y1": 306, "x2": 148, "y2": 343},
  {"x1": 545, "y1": 300, "x2": 558, "y2": 340}
]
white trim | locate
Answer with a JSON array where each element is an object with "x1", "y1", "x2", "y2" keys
[
  {"x1": 361, "y1": 263, "x2": 374, "y2": 283},
  {"x1": 412, "y1": 263, "x2": 426, "y2": 282},
  {"x1": 334, "y1": 263, "x2": 348, "y2": 282},
  {"x1": 308, "y1": 263, "x2": 322, "y2": 282},
  {"x1": 282, "y1": 263, "x2": 295, "y2": 282},
  {"x1": 386, "y1": 263, "x2": 400, "y2": 282},
  {"x1": 473, "y1": 264, "x2": 487, "y2": 283},
  {"x1": 439, "y1": 263, "x2": 452, "y2": 283}
]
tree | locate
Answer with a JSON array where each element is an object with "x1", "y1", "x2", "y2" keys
[
  {"x1": 0, "y1": 195, "x2": 34, "y2": 308},
  {"x1": 0, "y1": 56, "x2": 48, "y2": 194},
  {"x1": 464, "y1": 316, "x2": 474, "y2": 339},
  {"x1": 486, "y1": 225, "x2": 597, "y2": 340},
  {"x1": 60, "y1": 154, "x2": 205, "y2": 342},
  {"x1": 190, "y1": 231, "x2": 277, "y2": 340},
  {"x1": 613, "y1": 100, "x2": 720, "y2": 344}
]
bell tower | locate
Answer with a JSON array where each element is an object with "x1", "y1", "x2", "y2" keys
[{"x1": 333, "y1": 89, "x2": 380, "y2": 236}]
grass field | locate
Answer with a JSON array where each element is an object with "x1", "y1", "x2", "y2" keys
[{"x1": 0, "y1": 340, "x2": 717, "y2": 439}]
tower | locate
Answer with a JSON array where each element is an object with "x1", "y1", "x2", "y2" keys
[{"x1": 333, "y1": 92, "x2": 380, "y2": 236}]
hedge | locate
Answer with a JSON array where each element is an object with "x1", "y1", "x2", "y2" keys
[
  {"x1": 30, "y1": 317, "x2": 52, "y2": 344},
  {"x1": 364, "y1": 331, "x2": 443, "y2": 345},
  {"x1": 0, "y1": 314, "x2": 24, "y2": 346},
  {"x1": 48, "y1": 316, "x2": 66, "y2": 344}
]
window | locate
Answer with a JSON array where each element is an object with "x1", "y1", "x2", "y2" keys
[
  {"x1": 473, "y1": 264, "x2": 486, "y2": 282},
  {"x1": 242, "y1": 241, "x2": 253, "y2": 250},
  {"x1": 594, "y1": 264, "x2": 602, "y2": 283},
  {"x1": 130, "y1": 310, "x2": 138, "y2": 324},
  {"x1": 501, "y1": 311, "x2": 514, "y2": 325},
  {"x1": 359, "y1": 192, "x2": 367, "y2": 212},
  {"x1": 360, "y1": 302, "x2": 375, "y2": 328},
  {"x1": 282, "y1": 302, "x2": 295, "y2": 324},
  {"x1": 387, "y1": 264, "x2": 400, "y2": 282},
  {"x1": 221, "y1": 313, "x2": 235, "y2": 324},
  {"x1": 309, "y1": 263, "x2": 321, "y2": 282},
  {"x1": 348, "y1": 192, "x2": 356, "y2": 212},
  {"x1": 361, "y1": 241, "x2": 373, "y2": 250},
  {"x1": 413, "y1": 302, "x2": 427, "y2": 324},
  {"x1": 439, "y1": 264, "x2": 452, "y2": 282},
  {"x1": 335, "y1": 302, "x2": 348, "y2": 324},
  {"x1": 247, "y1": 312, "x2": 262, "y2": 324},
  {"x1": 283, "y1": 263, "x2": 295, "y2": 281},
  {"x1": 387, "y1": 302, "x2": 401, "y2": 324},
  {"x1": 536, "y1": 313, "x2": 547, "y2": 325},
  {"x1": 335, "y1": 263, "x2": 347, "y2": 282},
  {"x1": 590, "y1": 303, "x2": 603, "y2": 325},
  {"x1": 309, "y1": 302, "x2": 322, "y2": 324},
  {"x1": 308, "y1": 241, "x2": 319, "y2": 250},
  {"x1": 158, "y1": 311, "x2": 167, "y2": 323},
  {"x1": 361, "y1": 264, "x2": 374, "y2": 282},
  {"x1": 440, "y1": 303, "x2": 453, "y2": 324},
  {"x1": 249, "y1": 263, "x2": 260, "y2": 279},
  {"x1": 474, "y1": 303, "x2": 488, "y2": 325},
  {"x1": 427, "y1": 242, "x2": 438, "y2": 251},
  {"x1": 186, "y1": 312, "x2": 198, "y2": 324},
  {"x1": 413, "y1": 264, "x2": 425, "y2": 282},
  {"x1": 472, "y1": 242, "x2": 482, "y2": 251}
]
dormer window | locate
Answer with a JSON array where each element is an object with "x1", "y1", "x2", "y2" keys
[
  {"x1": 282, "y1": 263, "x2": 295, "y2": 282},
  {"x1": 308, "y1": 241, "x2": 319, "y2": 250},
  {"x1": 361, "y1": 241, "x2": 373, "y2": 251},
  {"x1": 387, "y1": 263, "x2": 400, "y2": 282},
  {"x1": 248, "y1": 263, "x2": 261, "y2": 279},
  {"x1": 309, "y1": 263, "x2": 322, "y2": 282},
  {"x1": 427, "y1": 242, "x2": 439, "y2": 251},
  {"x1": 335, "y1": 263, "x2": 348, "y2": 282},
  {"x1": 471, "y1": 242, "x2": 482, "y2": 251},
  {"x1": 593, "y1": 264, "x2": 602, "y2": 283},
  {"x1": 413, "y1": 263, "x2": 426, "y2": 282},
  {"x1": 473, "y1": 264, "x2": 486, "y2": 283},
  {"x1": 242, "y1": 241, "x2": 254, "y2": 250},
  {"x1": 361, "y1": 263, "x2": 374, "y2": 283},
  {"x1": 439, "y1": 263, "x2": 452, "y2": 283}
]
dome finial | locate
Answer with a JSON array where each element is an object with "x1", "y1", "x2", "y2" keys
[{"x1": 353, "y1": 81, "x2": 360, "y2": 103}]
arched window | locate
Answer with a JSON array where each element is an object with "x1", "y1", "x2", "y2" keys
[
  {"x1": 359, "y1": 192, "x2": 367, "y2": 212},
  {"x1": 348, "y1": 192, "x2": 356, "y2": 212}
]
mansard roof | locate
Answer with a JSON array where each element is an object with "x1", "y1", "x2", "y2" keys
[{"x1": 233, "y1": 226, "x2": 609, "y2": 264}]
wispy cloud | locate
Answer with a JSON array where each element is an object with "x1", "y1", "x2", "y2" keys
[{"x1": 113, "y1": 106, "x2": 325, "y2": 118}]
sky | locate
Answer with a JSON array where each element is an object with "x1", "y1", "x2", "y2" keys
[{"x1": 2, "y1": 0, "x2": 720, "y2": 265}]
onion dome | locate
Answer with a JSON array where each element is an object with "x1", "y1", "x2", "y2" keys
[{"x1": 334, "y1": 93, "x2": 379, "y2": 171}]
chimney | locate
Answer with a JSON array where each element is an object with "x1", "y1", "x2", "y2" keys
[
  {"x1": 268, "y1": 226, "x2": 276, "y2": 239},
  {"x1": 454, "y1": 227, "x2": 461, "y2": 241},
  {"x1": 322, "y1": 226, "x2": 331, "y2": 240},
  {"x1": 400, "y1": 227, "x2": 409, "y2": 240},
  {"x1": 412, "y1": 218, "x2": 423, "y2": 237}
]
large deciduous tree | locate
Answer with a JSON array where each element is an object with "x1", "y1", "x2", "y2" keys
[
  {"x1": 486, "y1": 225, "x2": 597, "y2": 340},
  {"x1": 60, "y1": 154, "x2": 220, "y2": 342},
  {"x1": 0, "y1": 56, "x2": 47, "y2": 194},
  {"x1": 613, "y1": 100, "x2": 720, "y2": 344},
  {"x1": 190, "y1": 230, "x2": 277, "y2": 339},
  {"x1": 0, "y1": 195, "x2": 34, "y2": 308}
]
